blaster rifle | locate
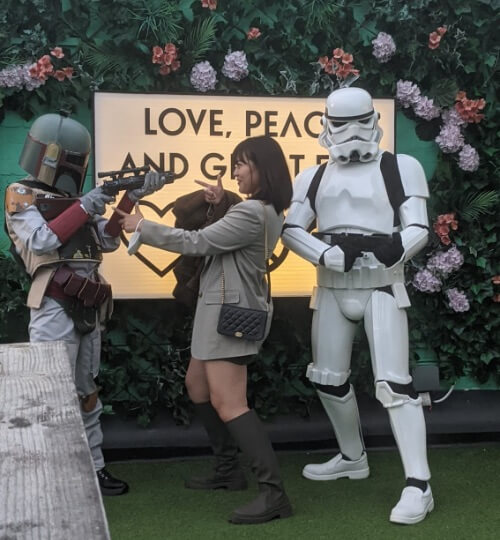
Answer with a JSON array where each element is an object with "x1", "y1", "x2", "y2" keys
[{"x1": 99, "y1": 166, "x2": 175, "y2": 196}]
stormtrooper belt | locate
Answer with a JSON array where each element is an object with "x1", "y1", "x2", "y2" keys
[
  {"x1": 45, "y1": 265, "x2": 111, "y2": 308},
  {"x1": 314, "y1": 232, "x2": 393, "y2": 251},
  {"x1": 315, "y1": 231, "x2": 391, "y2": 242}
]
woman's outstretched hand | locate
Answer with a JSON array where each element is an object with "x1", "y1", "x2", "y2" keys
[
  {"x1": 113, "y1": 204, "x2": 145, "y2": 233},
  {"x1": 195, "y1": 173, "x2": 224, "y2": 205}
]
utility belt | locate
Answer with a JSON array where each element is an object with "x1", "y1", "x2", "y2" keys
[
  {"x1": 314, "y1": 231, "x2": 393, "y2": 250},
  {"x1": 45, "y1": 265, "x2": 112, "y2": 308}
]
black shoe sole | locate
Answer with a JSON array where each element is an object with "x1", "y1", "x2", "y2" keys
[
  {"x1": 100, "y1": 485, "x2": 129, "y2": 496},
  {"x1": 229, "y1": 503, "x2": 293, "y2": 524}
]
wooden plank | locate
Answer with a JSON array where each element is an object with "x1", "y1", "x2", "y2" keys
[{"x1": 0, "y1": 341, "x2": 110, "y2": 540}]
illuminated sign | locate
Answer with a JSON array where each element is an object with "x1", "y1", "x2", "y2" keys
[{"x1": 93, "y1": 92, "x2": 395, "y2": 298}]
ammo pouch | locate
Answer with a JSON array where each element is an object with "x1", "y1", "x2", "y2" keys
[{"x1": 45, "y1": 265, "x2": 112, "y2": 334}]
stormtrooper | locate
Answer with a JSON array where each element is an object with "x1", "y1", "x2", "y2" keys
[
  {"x1": 4, "y1": 112, "x2": 165, "y2": 495},
  {"x1": 282, "y1": 87, "x2": 433, "y2": 524}
]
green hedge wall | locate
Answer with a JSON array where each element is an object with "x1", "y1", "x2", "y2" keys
[{"x1": 1, "y1": 0, "x2": 499, "y2": 424}]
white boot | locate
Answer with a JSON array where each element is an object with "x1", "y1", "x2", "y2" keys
[
  {"x1": 390, "y1": 485, "x2": 434, "y2": 524},
  {"x1": 303, "y1": 452, "x2": 369, "y2": 480},
  {"x1": 375, "y1": 382, "x2": 432, "y2": 524},
  {"x1": 303, "y1": 388, "x2": 369, "y2": 481}
]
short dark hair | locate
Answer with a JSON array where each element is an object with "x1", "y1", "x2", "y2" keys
[{"x1": 232, "y1": 136, "x2": 292, "y2": 214}]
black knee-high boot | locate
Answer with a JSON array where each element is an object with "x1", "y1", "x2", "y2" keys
[
  {"x1": 185, "y1": 402, "x2": 247, "y2": 490},
  {"x1": 225, "y1": 409, "x2": 293, "y2": 524}
]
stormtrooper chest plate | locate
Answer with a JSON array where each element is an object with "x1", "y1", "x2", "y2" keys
[{"x1": 315, "y1": 160, "x2": 395, "y2": 234}]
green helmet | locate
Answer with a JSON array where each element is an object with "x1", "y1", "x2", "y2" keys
[{"x1": 19, "y1": 112, "x2": 91, "y2": 194}]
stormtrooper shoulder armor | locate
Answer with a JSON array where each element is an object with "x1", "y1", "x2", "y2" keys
[
  {"x1": 396, "y1": 154, "x2": 429, "y2": 198},
  {"x1": 291, "y1": 165, "x2": 321, "y2": 203}
]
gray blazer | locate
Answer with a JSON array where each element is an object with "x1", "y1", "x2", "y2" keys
[{"x1": 137, "y1": 199, "x2": 284, "y2": 360}]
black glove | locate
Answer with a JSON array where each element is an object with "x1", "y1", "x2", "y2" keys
[
  {"x1": 341, "y1": 245, "x2": 363, "y2": 272},
  {"x1": 321, "y1": 243, "x2": 362, "y2": 272},
  {"x1": 334, "y1": 238, "x2": 363, "y2": 272},
  {"x1": 372, "y1": 233, "x2": 404, "y2": 267}
]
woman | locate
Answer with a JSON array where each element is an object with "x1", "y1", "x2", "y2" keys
[{"x1": 116, "y1": 136, "x2": 293, "y2": 524}]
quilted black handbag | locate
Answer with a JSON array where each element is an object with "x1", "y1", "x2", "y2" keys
[
  {"x1": 217, "y1": 203, "x2": 270, "y2": 341},
  {"x1": 217, "y1": 303, "x2": 268, "y2": 341}
]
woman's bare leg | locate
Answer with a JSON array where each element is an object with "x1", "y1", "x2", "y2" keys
[
  {"x1": 185, "y1": 357, "x2": 210, "y2": 403},
  {"x1": 204, "y1": 360, "x2": 249, "y2": 422}
]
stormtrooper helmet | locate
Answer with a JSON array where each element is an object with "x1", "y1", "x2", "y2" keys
[
  {"x1": 19, "y1": 112, "x2": 91, "y2": 194},
  {"x1": 319, "y1": 87, "x2": 383, "y2": 164}
]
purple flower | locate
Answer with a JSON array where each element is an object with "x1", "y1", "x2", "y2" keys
[
  {"x1": 441, "y1": 107, "x2": 466, "y2": 128},
  {"x1": 427, "y1": 246, "x2": 464, "y2": 277},
  {"x1": 0, "y1": 63, "x2": 43, "y2": 91},
  {"x1": 396, "y1": 80, "x2": 421, "y2": 108},
  {"x1": 458, "y1": 144, "x2": 480, "y2": 172},
  {"x1": 435, "y1": 123, "x2": 464, "y2": 153},
  {"x1": 190, "y1": 61, "x2": 217, "y2": 92},
  {"x1": 372, "y1": 32, "x2": 396, "y2": 63},
  {"x1": 445, "y1": 288, "x2": 470, "y2": 312},
  {"x1": 412, "y1": 269, "x2": 442, "y2": 293},
  {"x1": 222, "y1": 51, "x2": 249, "y2": 81},
  {"x1": 414, "y1": 95, "x2": 441, "y2": 120}
]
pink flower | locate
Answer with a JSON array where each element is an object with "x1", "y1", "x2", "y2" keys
[
  {"x1": 433, "y1": 213, "x2": 458, "y2": 245},
  {"x1": 201, "y1": 0, "x2": 217, "y2": 10},
  {"x1": 152, "y1": 43, "x2": 180, "y2": 75},
  {"x1": 53, "y1": 70, "x2": 66, "y2": 81},
  {"x1": 246, "y1": 27, "x2": 261, "y2": 40},
  {"x1": 428, "y1": 31, "x2": 442, "y2": 50},
  {"x1": 318, "y1": 56, "x2": 330, "y2": 69},
  {"x1": 341, "y1": 52, "x2": 353, "y2": 64},
  {"x1": 39, "y1": 55, "x2": 53, "y2": 68},
  {"x1": 50, "y1": 47, "x2": 64, "y2": 59},
  {"x1": 152, "y1": 46, "x2": 164, "y2": 64},
  {"x1": 319, "y1": 48, "x2": 359, "y2": 80},
  {"x1": 29, "y1": 56, "x2": 54, "y2": 81},
  {"x1": 62, "y1": 67, "x2": 74, "y2": 79},
  {"x1": 455, "y1": 91, "x2": 486, "y2": 124}
]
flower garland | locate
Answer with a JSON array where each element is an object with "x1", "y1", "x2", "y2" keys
[{"x1": 411, "y1": 213, "x2": 470, "y2": 313}]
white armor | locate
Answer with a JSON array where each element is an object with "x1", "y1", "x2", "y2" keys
[{"x1": 282, "y1": 87, "x2": 433, "y2": 524}]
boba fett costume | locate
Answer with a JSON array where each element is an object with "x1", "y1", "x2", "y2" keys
[{"x1": 4, "y1": 112, "x2": 130, "y2": 495}]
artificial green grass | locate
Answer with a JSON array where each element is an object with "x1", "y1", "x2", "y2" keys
[{"x1": 104, "y1": 445, "x2": 500, "y2": 539}]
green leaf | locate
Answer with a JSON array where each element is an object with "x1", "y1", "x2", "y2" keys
[
  {"x1": 459, "y1": 191, "x2": 499, "y2": 220},
  {"x1": 178, "y1": 0, "x2": 196, "y2": 22},
  {"x1": 415, "y1": 118, "x2": 441, "y2": 141},
  {"x1": 476, "y1": 257, "x2": 487, "y2": 269},
  {"x1": 183, "y1": 17, "x2": 217, "y2": 64},
  {"x1": 61, "y1": 0, "x2": 72, "y2": 13},
  {"x1": 430, "y1": 79, "x2": 459, "y2": 108},
  {"x1": 480, "y1": 352, "x2": 495, "y2": 364},
  {"x1": 485, "y1": 54, "x2": 497, "y2": 67}
]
